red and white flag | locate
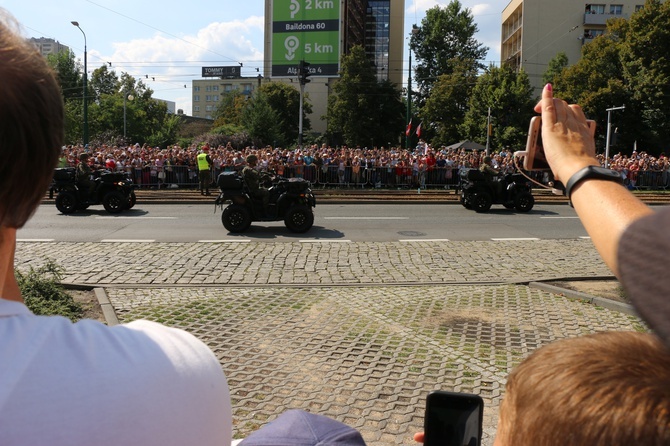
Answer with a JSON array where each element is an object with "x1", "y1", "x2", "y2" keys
[
  {"x1": 416, "y1": 122, "x2": 422, "y2": 138},
  {"x1": 405, "y1": 119, "x2": 412, "y2": 136}
]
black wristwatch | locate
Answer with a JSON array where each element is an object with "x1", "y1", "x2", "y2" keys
[{"x1": 565, "y1": 165, "x2": 623, "y2": 206}]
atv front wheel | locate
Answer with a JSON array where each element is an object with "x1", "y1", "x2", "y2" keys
[
  {"x1": 472, "y1": 191, "x2": 492, "y2": 213},
  {"x1": 126, "y1": 191, "x2": 137, "y2": 209},
  {"x1": 222, "y1": 205, "x2": 252, "y2": 232},
  {"x1": 514, "y1": 192, "x2": 534, "y2": 212},
  {"x1": 102, "y1": 191, "x2": 127, "y2": 214},
  {"x1": 284, "y1": 205, "x2": 314, "y2": 233},
  {"x1": 55, "y1": 191, "x2": 78, "y2": 214}
]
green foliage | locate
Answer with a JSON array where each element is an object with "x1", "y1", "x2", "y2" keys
[
  {"x1": 555, "y1": 0, "x2": 670, "y2": 153},
  {"x1": 543, "y1": 52, "x2": 569, "y2": 86},
  {"x1": 461, "y1": 65, "x2": 535, "y2": 151},
  {"x1": 241, "y1": 91, "x2": 282, "y2": 147},
  {"x1": 16, "y1": 260, "x2": 83, "y2": 322},
  {"x1": 410, "y1": 0, "x2": 488, "y2": 104},
  {"x1": 327, "y1": 45, "x2": 405, "y2": 146},
  {"x1": 420, "y1": 60, "x2": 478, "y2": 144},
  {"x1": 257, "y1": 82, "x2": 311, "y2": 146},
  {"x1": 213, "y1": 90, "x2": 247, "y2": 127}
]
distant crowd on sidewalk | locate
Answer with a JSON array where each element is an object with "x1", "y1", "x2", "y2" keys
[{"x1": 58, "y1": 140, "x2": 670, "y2": 190}]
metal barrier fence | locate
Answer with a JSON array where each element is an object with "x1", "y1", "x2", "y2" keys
[{"x1": 122, "y1": 165, "x2": 669, "y2": 191}]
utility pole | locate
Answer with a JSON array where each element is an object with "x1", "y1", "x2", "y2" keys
[
  {"x1": 297, "y1": 60, "x2": 311, "y2": 147},
  {"x1": 485, "y1": 107, "x2": 491, "y2": 155}
]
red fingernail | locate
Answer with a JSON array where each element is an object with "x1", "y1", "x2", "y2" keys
[{"x1": 545, "y1": 83, "x2": 552, "y2": 92}]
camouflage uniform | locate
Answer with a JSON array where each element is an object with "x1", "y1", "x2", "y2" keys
[{"x1": 242, "y1": 155, "x2": 270, "y2": 213}]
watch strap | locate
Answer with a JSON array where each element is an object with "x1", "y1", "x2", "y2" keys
[{"x1": 565, "y1": 166, "x2": 623, "y2": 204}]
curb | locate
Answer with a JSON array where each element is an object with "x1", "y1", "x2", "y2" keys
[{"x1": 529, "y1": 281, "x2": 638, "y2": 316}]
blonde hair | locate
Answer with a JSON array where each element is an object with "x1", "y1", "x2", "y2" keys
[{"x1": 497, "y1": 332, "x2": 670, "y2": 446}]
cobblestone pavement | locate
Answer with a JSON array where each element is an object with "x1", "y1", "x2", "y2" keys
[{"x1": 15, "y1": 240, "x2": 643, "y2": 445}]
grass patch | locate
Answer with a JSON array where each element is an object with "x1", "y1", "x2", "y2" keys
[{"x1": 16, "y1": 260, "x2": 83, "y2": 322}]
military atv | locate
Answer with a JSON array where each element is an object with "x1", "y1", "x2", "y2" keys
[
  {"x1": 215, "y1": 171, "x2": 316, "y2": 233},
  {"x1": 459, "y1": 168, "x2": 534, "y2": 213},
  {"x1": 51, "y1": 167, "x2": 136, "y2": 214}
]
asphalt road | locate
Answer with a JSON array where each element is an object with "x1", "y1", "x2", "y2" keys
[{"x1": 20, "y1": 203, "x2": 589, "y2": 242}]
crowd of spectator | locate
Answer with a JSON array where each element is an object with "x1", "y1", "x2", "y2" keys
[{"x1": 59, "y1": 141, "x2": 670, "y2": 190}]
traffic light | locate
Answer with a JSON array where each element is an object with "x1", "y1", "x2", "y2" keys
[{"x1": 299, "y1": 60, "x2": 311, "y2": 85}]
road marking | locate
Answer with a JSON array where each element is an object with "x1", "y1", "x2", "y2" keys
[
  {"x1": 323, "y1": 217, "x2": 409, "y2": 220},
  {"x1": 399, "y1": 239, "x2": 450, "y2": 242},
  {"x1": 96, "y1": 216, "x2": 177, "y2": 219},
  {"x1": 299, "y1": 240, "x2": 351, "y2": 243},
  {"x1": 579, "y1": 236, "x2": 591, "y2": 239},
  {"x1": 540, "y1": 216, "x2": 579, "y2": 219},
  {"x1": 17, "y1": 239, "x2": 55, "y2": 242},
  {"x1": 100, "y1": 239, "x2": 155, "y2": 243},
  {"x1": 198, "y1": 239, "x2": 251, "y2": 243},
  {"x1": 491, "y1": 237, "x2": 541, "y2": 241}
]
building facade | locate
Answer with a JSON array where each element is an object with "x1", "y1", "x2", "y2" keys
[
  {"x1": 30, "y1": 37, "x2": 69, "y2": 57},
  {"x1": 502, "y1": 0, "x2": 646, "y2": 96},
  {"x1": 263, "y1": 0, "x2": 405, "y2": 134},
  {"x1": 191, "y1": 76, "x2": 262, "y2": 120}
]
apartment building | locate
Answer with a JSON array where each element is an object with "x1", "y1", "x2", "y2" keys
[
  {"x1": 30, "y1": 37, "x2": 69, "y2": 57},
  {"x1": 502, "y1": 0, "x2": 646, "y2": 96},
  {"x1": 191, "y1": 75, "x2": 262, "y2": 120}
]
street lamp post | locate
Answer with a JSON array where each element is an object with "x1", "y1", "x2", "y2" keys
[
  {"x1": 71, "y1": 21, "x2": 88, "y2": 146},
  {"x1": 406, "y1": 25, "x2": 419, "y2": 151},
  {"x1": 123, "y1": 93, "x2": 134, "y2": 139},
  {"x1": 604, "y1": 105, "x2": 625, "y2": 168}
]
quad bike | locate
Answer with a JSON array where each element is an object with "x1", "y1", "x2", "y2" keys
[
  {"x1": 51, "y1": 167, "x2": 136, "y2": 214},
  {"x1": 459, "y1": 168, "x2": 534, "y2": 213},
  {"x1": 215, "y1": 170, "x2": 316, "y2": 233}
]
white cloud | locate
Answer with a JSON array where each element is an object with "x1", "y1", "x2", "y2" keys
[{"x1": 104, "y1": 16, "x2": 265, "y2": 113}]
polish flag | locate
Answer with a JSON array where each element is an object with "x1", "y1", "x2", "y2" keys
[
  {"x1": 416, "y1": 122, "x2": 422, "y2": 138},
  {"x1": 405, "y1": 119, "x2": 412, "y2": 136}
]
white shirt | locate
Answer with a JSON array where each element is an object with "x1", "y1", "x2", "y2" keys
[{"x1": 0, "y1": 299, "x2": 231, "y2": 446}]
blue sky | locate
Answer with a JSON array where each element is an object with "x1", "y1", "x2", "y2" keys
[{"x1": 5, "y1": 0, "x2": 503, "y2": 113}]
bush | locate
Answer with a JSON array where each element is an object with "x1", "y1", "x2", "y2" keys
[{"x1": 16, "y1": 260, "x2": 83, "y2": 322}]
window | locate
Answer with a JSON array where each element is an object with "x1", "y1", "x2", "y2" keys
[
  {"x1": 635, "y1": 5, "x2": 644, "y2": 11},
  {"x1": 224, "y1": 84, "x2": 232, "y2": 92},
  {"x1": 206, "y1": 105, "x2": 212, "y2": 112},
  {"x1": 194, "y1": 86, "x2": 200, "y2": 92},
  {"x1": 206, "y1": 95, "x2": 212, "y2": 102},
  {"x1": 194, "y1": 95, "x2": 200, "y2": 101},
  {"x1": 610, "y1": 4, "x2": 623, "y2": 14},
  {"x1": 194, "y1": 106, "x2": 200, "y2": 112},
  {"x1": 585, "y1": 4, "x2": 605, "y2": 13},
  {"x1": 212, "y1": 85, "x2": 219, "y2": 91},
  {"x1": 213, "y1": 95, "x2": 219, "y2": 102}
]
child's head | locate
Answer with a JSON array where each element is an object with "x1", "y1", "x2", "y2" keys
[{"x1": 495, "y1": 331, "x2": 670, "y2": 446}]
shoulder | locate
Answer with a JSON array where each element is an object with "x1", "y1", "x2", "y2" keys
[{"x1": 1, "y1": 312, "x2": 230, "y2": 445}]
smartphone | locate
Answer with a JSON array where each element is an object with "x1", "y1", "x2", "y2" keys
[
  {"x1": 523, "y1": 116, "x2": 596, "y2": 171},
  {"x1": 424, "y1": 391, "x2": 484, "y2": 446}
]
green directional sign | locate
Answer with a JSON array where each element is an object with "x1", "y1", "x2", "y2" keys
[{"x1": 271, "y1": 0, "x2": 341, "y2": 77}]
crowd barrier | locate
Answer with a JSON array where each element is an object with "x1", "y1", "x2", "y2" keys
[{"x1": 121, "y1": 164, "x2": 669, "y2": 191}]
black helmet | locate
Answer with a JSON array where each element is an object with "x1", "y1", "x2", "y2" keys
[{"x1": 246, "y1": 154, "x2": 258, "y2": 164}]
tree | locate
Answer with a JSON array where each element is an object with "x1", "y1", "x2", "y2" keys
[
  {"x1": 241, "y1": 91, "x2": 282, "y2": 147},
  {"x1": 47, "y1": 50, "x2": 82, "y2": 102},
  {"x1": 461, "y1": 65, "x2": 535, "y2": 152},
  {"x1": 257, "y1": 82, "x2": 311, "y2": 146},
  {"x1": 327, "y1": 45, "x2": 404, "y2": 146},
  {"x1": 90, "y1": 65, "x2": 119, "y2": 102},
  {"x1": 555, "y1": 0, "x2": 670, "y2": 153},
  {"x1": 212, "y1": 90, "x2": 247, "y2": 127},
  {"x1": 420, "y1": 59, "x2": 478, "y2": 145},
  {"x1": 542, "y1": 52, "x2": 569, "y2": 87},
  {"x1": 410, "y1": 0, "x2": 488, "y2": 105}
]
